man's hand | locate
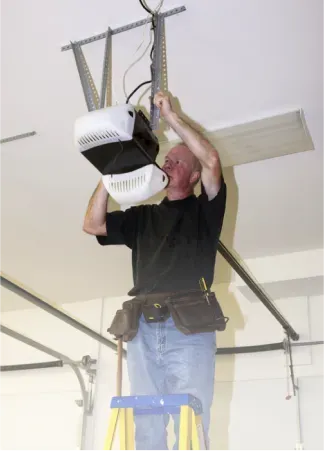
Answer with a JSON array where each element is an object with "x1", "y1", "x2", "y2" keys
[{"x1": 154, "y1": 91, "x2": 173, "y2": 118}]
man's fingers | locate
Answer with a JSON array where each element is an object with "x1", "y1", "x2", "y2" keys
[
  {"x1": 154, "y1": 95, "x2": 164, "y2": 108},
  {"x1": 154, "y1": 91, "x2": 166, "y2": 102}
]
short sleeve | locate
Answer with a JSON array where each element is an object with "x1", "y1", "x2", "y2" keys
[
  {"x1": 96, "y1": 206, "x2": 139, "y2": 249},
  {"x1": 199, "y1": 175, "x2": 227, "y2": 236}
]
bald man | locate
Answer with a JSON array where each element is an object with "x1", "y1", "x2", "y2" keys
[{"x1": 83, "y1": 92, "x2": 227, "y2": 449}]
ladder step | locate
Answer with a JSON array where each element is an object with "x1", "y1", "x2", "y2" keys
[
  {"x1": 110, "y1": 394, "x2": 203, "y2": 415},
  {"x1": 134, "y1": 406, "x2": 180, "y2": 415}
]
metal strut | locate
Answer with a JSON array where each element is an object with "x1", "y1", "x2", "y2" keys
[
  {"x1": 71, "y1": 41, "x2": 99, "y2": 112},
  {"x1": 150, "y1": 13, "x2": 165, "y2": 130},
  {"x1": 100, "y1": 27, "x2": 112, "y2": 108}
]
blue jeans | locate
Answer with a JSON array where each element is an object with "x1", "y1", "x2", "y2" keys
[{"x1": 127, "y1": 314, "x2": 216, "y2": 450}]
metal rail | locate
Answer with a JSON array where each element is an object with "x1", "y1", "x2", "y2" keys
[
  {"x1": 0, "y1": 324, "x2": 77, "y2": 364},
  {"x1": 217, "y1": 241, "x2": 300, "y2": 340},
  {"x1": 1, "y1": 361, "x2": 63, "y2": 372},
  {"x1": 0, "y1": 275, "x2": 118, "y2": 353}
]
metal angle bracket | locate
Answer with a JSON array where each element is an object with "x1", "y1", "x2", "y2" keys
[
  {"x1": 100, "y1": 27, "x2": 112, "y2": 108},
  {"x1": 0, "y1": 131, "x2": 36, "y2": 144},
  {"x1": 71, "y1": 41, "x2": 99, "y2": 112},
  {"x1": 150, "y1": 13, "x2": 165, "y2": 130}
]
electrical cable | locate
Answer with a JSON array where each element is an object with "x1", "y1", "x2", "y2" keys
[
  {"x1": 123, "y1": 0, "x2": 164, "y2": 104},
  {"x1": 108, "y1": 140, "x2": 125, "y2": 174},
  {"x1": 126, "y1": 80, "x2": 152, "y2": 104},
  {"x1": 122, "y1": 28, "x2": 153, "y2": 100},
  {"x1": 139, "y1": 0, "x2": 153, "y2": 15}
]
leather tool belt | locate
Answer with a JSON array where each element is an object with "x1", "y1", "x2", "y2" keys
[{"x1": 107, "y1": 289, "x2": 229, "y2": 342}]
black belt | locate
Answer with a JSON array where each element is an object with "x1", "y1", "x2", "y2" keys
[
  {"x1": 136, "y1": 289, "x2": 202, "y2": 303},
  {"x1": 136, "y1": 290, "x2": 202, "y2": 323}
]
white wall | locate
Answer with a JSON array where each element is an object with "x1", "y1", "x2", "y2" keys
[
  {"x1": 0, "y1": 298, "x2": 104, "y2": 450},
  {"x1": 1, "y1": 251, "x2": 323, "y2": 450}
]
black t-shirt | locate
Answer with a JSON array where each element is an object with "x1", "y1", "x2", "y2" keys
[{"x1": 97, "y1": 177, "x2": 227, "y2": 296}]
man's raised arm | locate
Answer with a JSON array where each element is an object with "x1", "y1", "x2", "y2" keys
[
  {"x1": 154, "y1": 92, "x2": 223, "y2": 200},
  {"x1": 83, "y1": 180, "x2": 108, "y2": 236}
]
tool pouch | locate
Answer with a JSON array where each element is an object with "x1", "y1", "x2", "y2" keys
[
  {"x1": 142, "y1": 302, "x2": 170, "y2": 323},
  {"x1": 166, "y1": 291, "x2": 229, "y2": 335},
  {"x1": 107, "y1": 299, "x2": 142, "y2": 342}
]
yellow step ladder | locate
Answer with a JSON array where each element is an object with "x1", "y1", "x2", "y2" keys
[
  {"x1": 103, "y1": 393, "x2": 206, "y2": 450},
  {"x1": 103, "y1": 340, "x2": 206, "y2": 449}
]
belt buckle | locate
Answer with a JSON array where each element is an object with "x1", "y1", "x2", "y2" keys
[{"x1": 142, "y1": 297, "x2": 169, "y2": 323}]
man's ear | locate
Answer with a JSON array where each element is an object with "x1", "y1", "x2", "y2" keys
[{"x1": 190, "y1": 171, "x2": 201, "y2": 186}]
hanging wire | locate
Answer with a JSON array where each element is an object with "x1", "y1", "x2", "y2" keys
[{"x1": 122, "y1": 0, "x2": 164, "y2": 103}]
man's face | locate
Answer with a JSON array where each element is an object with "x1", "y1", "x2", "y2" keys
[{"x1": 162, "y1": 144, "x2": 198, "y2": 190}]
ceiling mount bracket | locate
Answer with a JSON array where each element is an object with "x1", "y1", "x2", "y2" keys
[{"x1": 65, "y1": 6, "x2": 186, "y2": 128}]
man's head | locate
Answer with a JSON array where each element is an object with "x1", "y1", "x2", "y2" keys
[{"x1": 162, "y1": 143, "x2": 202, "y2": 199}]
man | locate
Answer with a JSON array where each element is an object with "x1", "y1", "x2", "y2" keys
[{"x1": 83, "y1": 91, "x2": 227, "y2": 449}]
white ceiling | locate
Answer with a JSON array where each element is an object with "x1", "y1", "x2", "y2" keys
[{"x1": 1, "y1": 0, "x2": 323, "y2": 310}]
